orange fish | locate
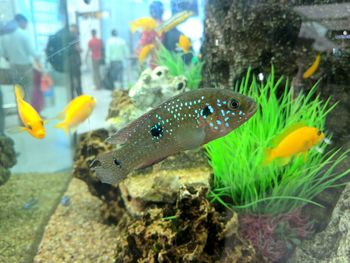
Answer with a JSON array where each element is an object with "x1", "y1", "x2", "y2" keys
[
  {"x1": 54, "y1": 95, "x2": 96, "y2": 134},
  {"x1": 14, "y1": 85, "x2": 46, "y2": 139},
  {"x1": 303, "y1": 54, "x2": 321, "y2": 79},
  {"x1": 130, "y1": 17, "x2": 157, "y2": 33},
  {"x1": 178, "y1": 35, "x2": 192, "y2": 53},
  {"x1": 138, "y1": 44, "x2": 155, "y2": 63},
  {"x1": 263, "y1": 123, "x2": 325, "y2": 165}
]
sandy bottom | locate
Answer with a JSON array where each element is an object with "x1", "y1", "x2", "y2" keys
[
  {"x1": 0, "y1": 172, "x2": 71, "y2": 263},
  {"x1": 34, "y1": 178, "x2": 118, "y2": 263}
]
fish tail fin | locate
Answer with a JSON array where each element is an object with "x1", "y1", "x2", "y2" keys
[
  {"x1": 14, "y1": 84, "x2": 25, "y2": 101},
  {"x1": 262, "y1": 148, "x2": 275, "y2": 165},
  {"x1": 47, "y1": 112, "x2": 65, "y2": 122},
  {"x1": 54, "y1": 122, "x2": 69, "y2": 135},
  {"x1": 90, "y1": 151, "x2": 129, "y2": 185}
]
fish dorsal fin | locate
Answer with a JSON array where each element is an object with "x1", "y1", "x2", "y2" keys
[
  {"x1": 106, "y1": 116, "x2": 147, "y2": 145},
  {"x1": 15, "y1": 84, "x2": 25, "y2": 100},
  {"x1": 271, "y1": 122, "x2": 306, "y2": 147}
]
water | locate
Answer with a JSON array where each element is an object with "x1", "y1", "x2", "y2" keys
[{"x1": 0, "y1": 1, "x2": 349, "y2": 263}]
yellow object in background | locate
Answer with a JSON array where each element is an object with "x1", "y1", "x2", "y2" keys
[
  {"x1": 54, "y1": 95, "x2": 96, "y2": 134},
  {"x1": 130, "y1": 17, "x2": 157, "y2": 33},
  {"x1": 178, "y1": 35, "x2": 192, "y2": 54},
  {"x1": 156, "y1": 11, "x2": 194, "y2": 35},
  {"x1": 303, "y1": 54, "x2": 321, "y2": 79},
  {"x1": 138, "y1": 44, "x2": 155, "y2": 63},
  {"x1": 14, "y1": 85, "x2": 46, "y2": 139},
  {"x1": 263, "y1": 123, "x2": 325, "y2": 165}
]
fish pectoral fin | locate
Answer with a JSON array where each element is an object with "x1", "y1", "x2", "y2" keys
[
  {"x1": 276, "y1": 156, "x2": 292, "y2": 166},
  {"x1": 6, "y1": 126, "x2": 27, "y2": 134},
  {"x1": 301, "y1": 151, "x2": 309, "y2": 161},
  {"x1": 135, "y1": 156, "x2": 168, "y2": 170}
]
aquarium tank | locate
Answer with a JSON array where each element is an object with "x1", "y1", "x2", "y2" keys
[{"x1": 0, "y1": 0, "x2": 349, "y2": 262}]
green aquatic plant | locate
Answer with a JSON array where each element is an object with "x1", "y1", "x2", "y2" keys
[
  {"x1": 155, "y1": 44, "x2": 203, "y2": 89},
  {"x1": 206, "y1": 68, "x2": 350, "y2": 215}
]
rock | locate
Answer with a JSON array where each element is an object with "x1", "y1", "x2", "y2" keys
[
  {"x1": 201, "y1": 1, "x2": 302, "y2": 88},
  {"x1": 114, "y1": 186, "x2": 263, "y2": 263},
  {"x1": 106, "y1": 90, "x2": 133, "y2": 120},
  {"x1": 289, "y1": 182, "x2": 350, "y2": 263},
  {"x1": 128, "y1": 66, "x2": 188, "y2": 112},
  {"x1": 119, "y1": 149, "x2": 211, "y2": 216},
  {"x1": 72, "y1": 129, "x2": 124, "y2": 223},
  {"x1": 0, "y1": 135, "x2": 16, "y2": 186}
]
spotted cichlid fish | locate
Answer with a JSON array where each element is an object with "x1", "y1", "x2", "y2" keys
[{"x1": 92, "y1": 88, "x2": 257, "y2": 185}]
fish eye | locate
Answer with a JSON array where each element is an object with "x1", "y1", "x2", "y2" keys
[
  {"x1": 156, "y1": 71, "x2": 162, "y2": 76},
  {"x1": 229, "y1": 99, "x2": 240, "y2": 109},
  {"x1": 27, "y1": 125, "x2": 32, "y2": 130},
  {"x1": 317, "y1": 130, "x2": 322, "y2": 136},
  {"x1": 41, "y1": 121, "x2": 44, "y2": 126}
]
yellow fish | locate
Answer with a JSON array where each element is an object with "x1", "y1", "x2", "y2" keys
[
  {"x1": 303, "y1": 54, "x2": 321, "y2": 79},
  {"x1": 138, "y1": 44, "x2": 155, "y2": 63},
  {"x1": 14, "y1": 85, "x2": 46, "y2": 139},
  {"x1": 54, "y1": 95, "x2": 96, "y2": 134},
  {"x1": 130, "y1": 17, "x2": 157, "y2": 33},
  {"x1": 178, "y1": 35, "x2": 191, "y2": 53},
  {"x1": 263, "y1": 123, "x2": 325, "y2": 165},
  {"x1": 156, "y1": 10, "x2": 194, "y2": 35}
]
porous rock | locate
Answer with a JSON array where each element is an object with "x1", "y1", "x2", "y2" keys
[
  {"x1": 106, "y1": 89, "x2": 134, "y2": 120},
  {"x1": 289, "y1": 182, "x2": 350, "y2": 263},
  {"x1": 0, "y1": 135, "x2": 16, "y2": 186},
  {"x1": 72, "y1": 129, "x2": 124, "y2": 223},
  {"x1": 128, "y1": 66, "x2": 188, "y2": 113},
  {"x1": 114, "y1": 186, "x2": 263, "y2": 263},
  {"x1": 119, "y1": 149, "x2": 211, "y2": 216}
]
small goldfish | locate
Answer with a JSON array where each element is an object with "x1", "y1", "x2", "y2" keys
[
  {"x1": 54, "y1": 95, "x2": 96, "y2": 134},
  {"x1": 14, "y1": 85, "x2": 46, "y2": 139},
  {"x1": 130, "y1": 17, "x2": 157, "y2": 33},
  {"x1": 178, "y1": 35, "x2": 191, "y2": 53},
  {"x1": 263, "y1": 123, "x2": 325, "y2": 165},
  {"x1": 303, "y1": 54, "x2": 321, "y2": 79},
  {"x1": 138, "y1": 44, "x2": 155, "y2": 63},
  {"x1": 92, "y1": 89, "x2": 257, "y2": 185}
]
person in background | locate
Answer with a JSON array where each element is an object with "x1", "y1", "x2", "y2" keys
[
  {"x1": 68, "y1": 24, "x2": 82, "y2": 95},
  {"x1": 105, "y1": 29, "x2": 129, "y2": 89},
  {"x1": 1, "y1": 14, "x2": 42, "y2": 102},
  {"x1": 86, "y1": 29, "x2": 102, "y2": 90}
]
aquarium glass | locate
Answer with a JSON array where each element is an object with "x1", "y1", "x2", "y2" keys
[{"x1": 0, "y1": 0, "x2": 349, "y2": 262}]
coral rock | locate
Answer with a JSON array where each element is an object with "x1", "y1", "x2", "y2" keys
[
  {"x1": 119, "y1": 149, "x2": 211, "y2": 216},
  {"x1": 72, "y1": 129, "x2": 124, "y2": 223},
  {"x1": 128, "y1": 66, "x2": 187, "y2": 112},
  {"x1": 114, "y1": 186, "x2": 262, "y2": 262},
  {"x1": 290, "y1": 182, "x2": 350, "y2": 263},
  {"x1": 0, "y1": 135, "x2": 16, "y2": 186}
]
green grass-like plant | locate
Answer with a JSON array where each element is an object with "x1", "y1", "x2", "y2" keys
[
  {"x1": 155, "y1": 44, "x2": 203, "y2": 89},
  {"x1": 206, "y1": 68, "x2": 350, "y2": 215}
]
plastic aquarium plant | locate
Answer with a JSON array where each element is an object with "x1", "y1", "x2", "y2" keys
[
  {"x1": 206, "y1": 68, "x2": 350, "y2": 215},
  {"x1": 155, "y1": 44, "x2": 203, "y2": 90}
]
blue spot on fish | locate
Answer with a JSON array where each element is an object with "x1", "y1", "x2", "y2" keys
[{"x1": 216, "y1": 120, "x2": 222, "y2": 125}]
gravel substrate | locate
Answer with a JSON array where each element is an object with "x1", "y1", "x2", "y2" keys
[{"x1": 34, "y1": 178, "x2": 118, "y2": 263}]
